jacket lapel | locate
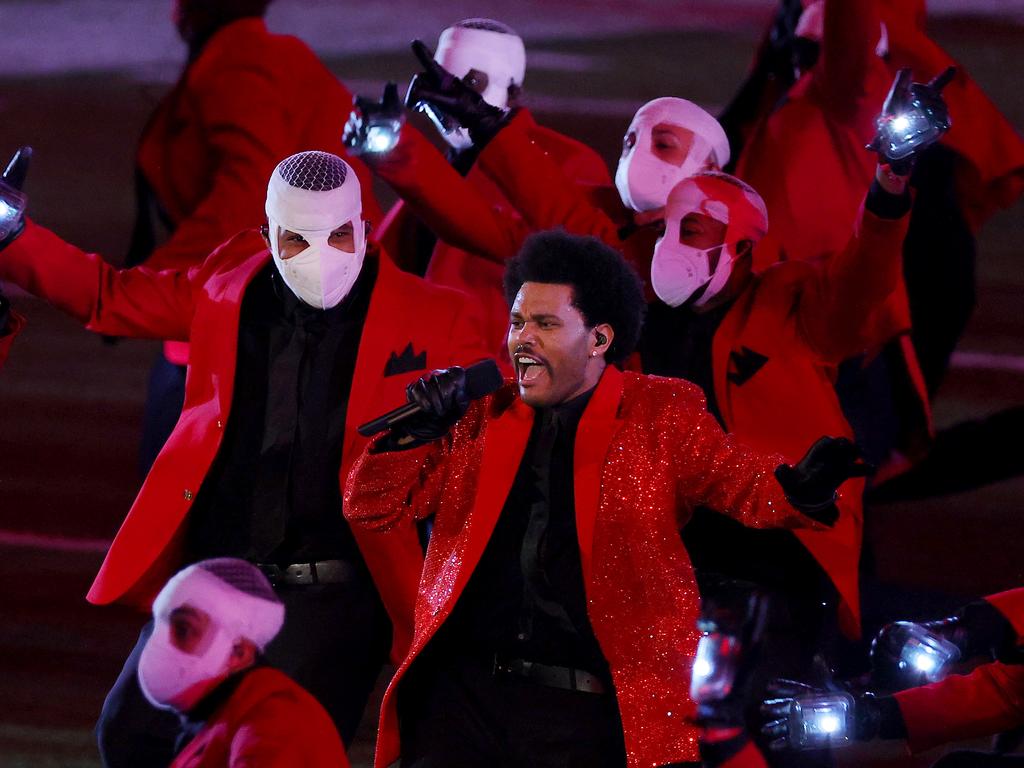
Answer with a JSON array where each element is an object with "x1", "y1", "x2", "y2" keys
[
  {"x1": 344, "y1": 252, "x2": 405, "y2": 465},
  {"x1": 574, "y1": 366, "x2": 625, "y2": 588}
]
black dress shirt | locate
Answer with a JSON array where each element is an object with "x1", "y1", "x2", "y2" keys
[
  {"x1": 186, "y1": 258, "x2": 377, "y2": 565},
  {"x1": 433, "y1": 387, "x2": 609, "y2": 679},
  {"x1": 638, "y1": 297, "x2": 734, "y2": 427}
]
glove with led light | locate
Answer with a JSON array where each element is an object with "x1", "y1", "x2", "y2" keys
[
  {"x1": 760, "y1": 678, "x2": 906, "y2": 751},
  {"x1": 867, "y1": 66, "x2": 955, "y2": 176},
  {"x1": 871, "y1": 600, "x2": 1020, "y2": 690},
  {"x1": 342, "y1": 81, "x2": 406, "y2": 156},
  {"x1": 405, "y1": 39, "x2": 510, "y2": 148},
  {"x1": 0, "y1": 146, "x2": 32, "y2": 251}
]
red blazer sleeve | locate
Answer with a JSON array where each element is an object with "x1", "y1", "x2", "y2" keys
[
  {"x1": 795, "y1": 198, "x2": 909, "y2": 362},
  {"x1": 0, "y1": 220, "x2": 195, "y2": 340},
  {"x1": 986, "y1": 588, "x2": 1024, "y2": 645},
  {"x1": 368, "y1": 124, "x2": 528, "y2": 264},
  {"x1": 144, "y1": 63, "x2": 289, "y2": 271},
  {"x1": 144, "y1": 66, "x2": 381, "y2": 272},
  {"x1": 820, "y1": 0, "x2": 884, "y2": 127},
  {"x1": 0, "y1": 308, "x2": 25, "y2": 369},
  {"x1": 668, "y1": 381, "x2": 828, "y2": 532},
  {"x1": 895, "y1": 661, "x2": 1024, "y2": 753},
  {"x1": 479, "y1": 111, "x2": 623, "y2": 249}
]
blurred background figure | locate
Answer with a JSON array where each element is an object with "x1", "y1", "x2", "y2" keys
[
  {"x1": 131, "y1": 0, "x2": 382, "y2": 476},
  {"x1": 138, "y1": 558, "x2": 350, "y2": 768},
  {"x1": 344, "y1": 22, "x2": 610, "y2": 367}
]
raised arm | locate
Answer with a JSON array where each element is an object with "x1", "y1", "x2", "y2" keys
[
  {"x1": 362, "y1": 121, "x2": 528, "y2": 265},
  {"x1": 1, "y1": 219, "x2": 195, "y2": 340},
  {"x1": 669, "y1": 381, "x2": 865, "y2": 530},
  {"x1": 819, "y1": 0, "x2": 884, "y2": 126},
  {"x1": 795, "y1": 175, "x2": 911, "y2": 362},
  {"x1": 145, "y1": 66, "x2": 380, "y2": 272},
  {"x1": 479, "y1": 111, "x2": 623, "y2": 247}
]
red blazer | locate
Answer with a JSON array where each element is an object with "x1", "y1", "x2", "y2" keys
[
  {"x1": 893, "y1": 587, "x2": 1024, "y2": 753},
  {"x1": 895, "y1": 660, "x2": 1024, "y2": 754},
  {"x1": 987, "y1": 588, "x2": 1024, "y2": 644},
  {"x1": 170, "y1": 667, "x2": 349, "y2": 768},
  {"x1": 0, "y1": 308, "x2": 24, "y2": 369},
  {"x1": 705, "y1": 201, "x2": 908, "y2": 637},
  {"x1": 879, "y1": 0, "x2": 1024, "y2": 231},
  {"x1": 345, "y1": 366, "x2": 829, "y2": 768},
  {"x1": 479, "y1": 110, "x2": 911, "y2": 636},
  {"x1": 0, "y1": 220, "x2": 489, "y2": 657},
  {"x1": 137, "y1": 18, "x2": 382, "y2": 274},
  {"x1": 371, "y1": 114, "x2": 610, "y2": 366}
]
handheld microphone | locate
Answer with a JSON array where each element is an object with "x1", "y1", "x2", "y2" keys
[{"x1": 357, "y1": 358, "x2": 504, "y2": 438}]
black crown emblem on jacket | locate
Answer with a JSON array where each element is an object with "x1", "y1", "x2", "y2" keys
[
  {"x1": 384, "y1": 342, "x2": 427, "y2": 377},
  {"x1": 727, "y1": 346, "x2": 769, "y2": 386}
]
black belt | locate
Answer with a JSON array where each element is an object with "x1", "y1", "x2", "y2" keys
[
  {"x1": 256, "y1": 559, "x2": 359, "y2": 587},
  {"x1": 492, "y1": 655, "x2": 609, "y2": 695}
]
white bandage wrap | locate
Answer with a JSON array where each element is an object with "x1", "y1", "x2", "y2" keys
[
  {"x1": 651, "y1": 172, "x2": 768, "y2": 308},
  {"x1": 265, "y1": 151, "x2": 366, "y2": 309},
  {"x1": 152, "y1": 565, "x2": 285, "y2": 651},
  {"x1": 614, "y1": 97, "x2": 730, "y2": 213}
]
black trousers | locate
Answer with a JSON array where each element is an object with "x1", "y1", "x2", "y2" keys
[
  {"x1": 398, "y1": 653, "x2": 628, "y2": 768},
  {"x1": 96, "y1": 578, "x2": 390, "y2": 768},
  {"x1": 138, "y1": 353, "x2": 186, "y2": 478}
]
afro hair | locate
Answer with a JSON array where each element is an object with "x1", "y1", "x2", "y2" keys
[{"x1": 503, "y1": 229, "x2": 646, "y2": 364}]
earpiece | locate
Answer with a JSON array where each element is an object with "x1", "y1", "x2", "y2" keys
[{"x1": 596, "y1": 332, "x2": 608, "y2": 347}]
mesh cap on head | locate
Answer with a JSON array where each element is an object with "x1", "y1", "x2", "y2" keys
[
  {"x1": 455, "y1": 18, "x2": 518, "y2": 35},
  {"x1": 265, "y1": 150, "x2": 362, "y2": 234},
  {"x1": 154, "y1": 558, "x2": 285, "y2": 650},
  {"x1": 275, "y1": 150, "x2": 349, "y2": 192},
  {"x1": 196, "y1": 558, "x2": 279, "y2": 603}
]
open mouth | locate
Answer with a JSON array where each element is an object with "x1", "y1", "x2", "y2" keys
[{"x1": 514, "y1": 353, "x2": 548, "y2": 386}]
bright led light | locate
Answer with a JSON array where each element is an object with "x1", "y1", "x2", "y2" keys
[
  {"x1": 366, "y1": 126, "x2": 398, "y2": 153},
  {"x1": 693, "y1": 658, "x2": 712, "y2": 678},
  {"x1": 910, "y1": 649, "x2": 938, "y2": 673},
  {"x1": 891, "y1": 115, "x2": 911, "y2": 134},
  {"x1": 817, "y1": 714, "x2": 841, "y2": 734},
  {"x1": 0, "y1": 200, "x2": 14, "y2": 219}
]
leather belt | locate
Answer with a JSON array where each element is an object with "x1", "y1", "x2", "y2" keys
[
  {"x1": 492, "y1": 655, "x2": 609, "y2": 695},
  {"x1": 256, "y1": 559, "x2": 359, "y2": 587}
]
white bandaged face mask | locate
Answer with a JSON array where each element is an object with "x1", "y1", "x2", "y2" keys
[
  {"x1": 614, "y1": 97, "x2": 730, "y2": 213},
  {"x1": 269, "y1": 224, "x2": 365, "y2": 310},
  {"x1": 137, "y1": 616, "x2": 235, "y2": 711},
  {"x1": 431, "y1": 20, "x2": 526, "y2": 150},
  {"x1": 265, "y1": 151, "x2": 367, "y2": 309},
  {"x1": 651, "y1": 173, "x2": 769, "y2": 309}
]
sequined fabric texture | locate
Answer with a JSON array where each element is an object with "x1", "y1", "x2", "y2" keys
[{"x1": 345, "y1": 370, "x2": 816, "y2": 768}]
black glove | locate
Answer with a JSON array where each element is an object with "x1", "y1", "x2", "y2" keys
[
  {"x1": 926, "y1": 600, "x2": 1021, "y2": 663},
  {"x1": 0, "y1": 286, "x2": 9, "y2": 333},
  {"x1": 774, "y1": 437, "x2": 873, "y2": 526},
  {"x1": 375, "y1": 367, "x2": 470, "y2": 451},
  {"x1": 405, "y1": 39, "x2": 510, "y2": 148},
  {"x1": 760, "y1": 679, "x2": 905, "y2": 750},
  {"x1": 342, "y1": 81, "x2": 406, "y2": 156},
  {"x1": 872, "y1": 601, "x2": 1019, "y2": 690},
  {"x1": 0, "y1": 146, "x2": 32, "y2": 250},
  {"x1": 867, "y1": 67, "x2": 955, "y2": 175}
]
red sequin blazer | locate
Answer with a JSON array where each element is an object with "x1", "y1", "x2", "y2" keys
[{"x1": 344, "y1": 365, "x2": 828, "y2": 767}]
